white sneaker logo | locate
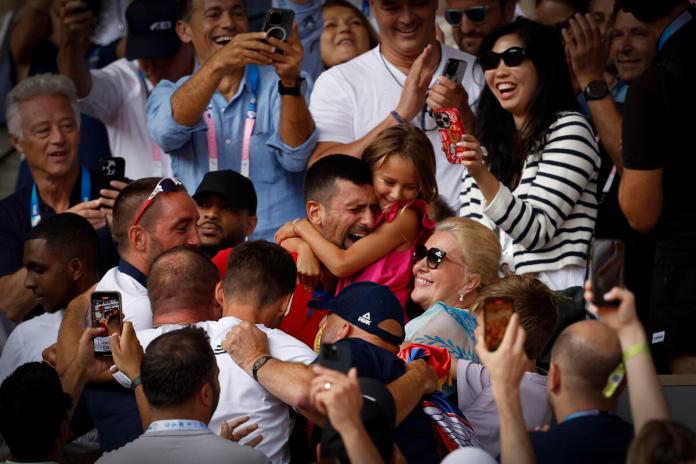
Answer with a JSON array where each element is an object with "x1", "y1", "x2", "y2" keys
[{"x1": 358, "y1": 312, "x2": 372, "y2": 326}]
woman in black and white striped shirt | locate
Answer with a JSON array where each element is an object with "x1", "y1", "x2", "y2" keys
[{"x1": 457, "y1": 18, "x2": 600, "y2": 291}]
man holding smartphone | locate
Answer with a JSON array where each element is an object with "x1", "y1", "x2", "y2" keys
[{"x1": 147, "y1": 0, "x2": 319, "y2": 241}]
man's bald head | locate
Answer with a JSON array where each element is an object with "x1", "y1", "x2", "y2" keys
[{"x1": 551, "y1": 320, "x2": 623, "y2": 406}]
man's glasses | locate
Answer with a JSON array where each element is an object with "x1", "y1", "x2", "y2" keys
[
  {"x1": 478, "y1": 47, "x2": 527, "y2": 71},
  {"x1": 413, "y1": 243, "x2": 465, "y2": 270},
  {"x1": 131, "y1": 177, "x2": 184, "y2": 226},
  {"x1": 444, "y1": 5, "x2": 492, "y2": 25}
]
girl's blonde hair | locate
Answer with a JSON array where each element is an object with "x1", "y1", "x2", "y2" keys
[
  {"x1": 436, "y1": 217, "x2": 501, "y2": 288},
  {"x1": 362, "y1": 124, "x2": 438, "y2": 202}
]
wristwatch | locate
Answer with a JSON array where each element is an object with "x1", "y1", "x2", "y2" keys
[
  {"x1": 278, "y1": 78, "x2": 307, "y2": 96},
  {"x1": 583, "y1": 80, "x2": 610, "y2": 101},
  {"x1": 251, "y1": 355, "x2": 273, "y2": 381}
]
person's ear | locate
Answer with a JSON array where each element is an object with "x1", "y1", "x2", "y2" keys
[
  {"x1": 8, "y1": 132, "x2": 24, "y2": 155},
  {"x1": 215, "y1": 281, "x2": 225, "y2": 308},
  {"x1": 176, "y1": 20, "x2": 193, "y2": 44},
  {"x1": 245, "y1": 214, "x2": 258, "y2": 237},
  {"x1": 128, "y1": 225, "x2": 148, "y2": 252},
  {"x1": 200, "y1": 381, "x2": 215, "y2": 409},
  {"x1": 307, "y1": 200, "x2": 322, "y2": 226},
  {"x1": 67, "y1": 257, "x2": 84, "y2": 282},
  {"x1": 337, "y1": 321, "x2": 351, "y2": 340},
  {"x1": 460, "y1": 273, "x2": 481, "y2": 297},
  {"x1": 548, "y1": 361, "x2": 561, "y2": 394}
]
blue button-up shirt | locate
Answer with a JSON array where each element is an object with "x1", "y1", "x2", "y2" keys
[{"x1": 146, "y1": 64, "x2": 318, "y2": 241}]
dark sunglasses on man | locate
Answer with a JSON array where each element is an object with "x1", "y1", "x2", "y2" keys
[
  {"x1": 131, "y1": 177, "x2": 184, "y2": 226},
  {"x1": 412, "y1": 243, "x2": 465, "y2": 270},
  {"x1": 478, "y1": 46, "x2": 527, "y2": 71},
  {"x1": 444, "y1": 5, "x2": 493, "y2": 25}
]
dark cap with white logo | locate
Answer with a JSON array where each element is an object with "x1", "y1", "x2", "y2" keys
[
  {"x1": 308, "y1": 282, "x2": 405, "y2": 345},
  {"x1": 125, "y1": 0, "x2": 181, "y2": 60}
]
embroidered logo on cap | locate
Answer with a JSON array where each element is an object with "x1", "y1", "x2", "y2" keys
[
  {"x1": 150, "y1": 21, "x2": 172, "y2": 31},
  {"x1": 358, "y1": 312, "x2": 372, "y2": 326}
]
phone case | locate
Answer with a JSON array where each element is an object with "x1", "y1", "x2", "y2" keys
[
  {"x1": 262, "y1": 9, "x2": 295, "y2": 42},
  {"x1": 443, "y1": 58, "x2": 467, "y2": 83},
  {"x1": 90, "y1": 292, "x2": 123, "y2": 356},
  {"x1": 590, "y1": 239, "x2": 625, "y2": 307},
  {"x1": 433, "y1": 107, "x2": 466, "y2": 164},
  {"x1": 484, "y1": 297, "x2": 514, "y2": 351}
]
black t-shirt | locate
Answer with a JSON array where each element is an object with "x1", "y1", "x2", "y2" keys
[
  {"x1": 0, "y1": 168, "x2": 115, "y2": 278},
  {"x1": 529, "y1": 414, "x2": 634, "y2": 464},
  {"x1": 334, "y1": 338, "x2": 440, "y2": 464},
  {"x1": 622, "y1": 13, "x2": 696, "y2": 258}
]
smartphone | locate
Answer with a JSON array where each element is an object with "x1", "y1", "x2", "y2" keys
[
  {"x1": 484, "y1": 297, "x2": 514, "y2": 352},
  {"x1": 433, "y1": 107, "x2": 467, "y2": 164},
  {"x1": 443, "y1": 58, "x2": 467, "y2": 83},
  {"x1": 90, "y1": 291, "x2": 123, "y2": 357},
  {"x1": 589, "y1": 239, "x2": 625, "y2": 307},
  {"x1": 99, "y1": 157, "x2": 126, "y2": 182},
  {"x1": 262, "y1": 8, "x2": 295, "y2": 43},
  {"x1": 317, "y1": 343, "x2": 351, "y2": 374}
]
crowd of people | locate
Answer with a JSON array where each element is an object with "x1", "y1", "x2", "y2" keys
[{"x1": 0, "y1": 0, "x2": 694, "y2": 462}]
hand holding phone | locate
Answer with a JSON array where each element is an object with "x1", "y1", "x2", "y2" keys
[
  {"x1": 589, "y1": 239, "x2": 625, "y2": 307},
  {"x1": 433, "y1": 107, "x2": 467, "y2": 164},
  {"x1": 443, "y1": 58, "x2": 467, "y2": 83},
  {"x1": 90, "y1": 291, "x2": 123, "y2": 357},
  {"x1": 484, "y1": 297, "x2": 514, "y2": 352},
  {"x1": 262, "y1": 8, "x2": 295, "y2": 48}
]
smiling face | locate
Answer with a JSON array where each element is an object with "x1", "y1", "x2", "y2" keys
[
  {"x1": 411, "y1": 231, "x2": 470, "y2": 309},
  {"x1": 23, "y1": 239, "x2": 76, "y2": 312},
  {"x1": 177, "y1": 0, "x2": 248, "y2": 63},
  {"x1": 484, "y1": 33, "x2": 539, "y2": 128},
  {"x1": 610, "y1": 10, "x2": 656, "y2": 84},
  {"x1": 447, "y1": 0, "x2": 514, "y2": 55},
  {"x1": 11, "y1": 94, "x2": 79, "y2": 181},
  {"x1": 372, "y1": 0, "x2": 438, "y2": 59},
  {"x1": 372, "y1": 154, "x2": 420, "y2": 209},
  {"x1": 321, "y1": 5, "x2": 372, "y2": 68}
]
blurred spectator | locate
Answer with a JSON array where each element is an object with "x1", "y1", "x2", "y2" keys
[
  {"x1": 589, "y1": 0, "x2": 617, "y2": 33},
  {"x1": 535, "y1": 0, "x2": 591, "y2": 25},
  {"x1": 627, "y1": 419, "x2": 696, "y2": 464},
  {"x1": 0, "y1": 213, "x2": 99, "y2": 382},
  {"x1": 456, "y1": 275, "x2": 556, "y2": 456},
  {"x1": 617, "y1": 0, "x2": 696, "y2": 373},
  {"x1": 147, "y1": 0, "x2": 318, "y2": 241},
  {"x1": 320, "y1": 0, "x2": 377, "y2": 69},
  {"x1": 444, "y1": 0, "x2": 516, "y2": 56},
  {"x1": 58, "y1": 0, "x2": 196, "y2": 179},
  {"x1": 98, "y1": 327, "x2": 266, "y2": 464},
  {"x1": 405, "y1": 217, "x2": 501, "y2": 367},
  {"x1": 309, "y1": 0, "x2": 481, "y2": 211},
  {"x1": 0, "y1": 73, "x2": 121, "y2": 322},
  {"x1": 193, "y1": 170, "x2": 257, "y2": 258},
  {"x1": 459, "y1": 18, "x2": 599, "y2": 291}
]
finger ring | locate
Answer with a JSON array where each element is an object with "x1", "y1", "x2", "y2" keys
[{"x1": 323, "y1": 382, "x2": 332, "y2": 391}]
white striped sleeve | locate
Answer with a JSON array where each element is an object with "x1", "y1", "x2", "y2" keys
[{"x1": 483, "y1": 113, "x2": 599, "y2": 251}]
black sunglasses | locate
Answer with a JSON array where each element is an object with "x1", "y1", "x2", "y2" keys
[
  {"x1": 413, "y1": 244, "x2": 465, "y2": 270},
  {"x1": 478, "y1": 47, "x2": 527, "y2": 71},
  {"x1": 444, "y1": 6, "x2": 491, "y2": 25}
]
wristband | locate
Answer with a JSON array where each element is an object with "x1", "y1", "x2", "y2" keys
[
  {"x1": 252, "y1": 355, "x2": 272, "y2": 381},
  {"x1": 390, "y1": 110, "x2": 406, "y2": 124},
  {"x1": 623, "y1": 342, "x2": 649, "y2": 361},
  {"x1": 131, "y1": 376, "x2": 143, "y2": 391}
]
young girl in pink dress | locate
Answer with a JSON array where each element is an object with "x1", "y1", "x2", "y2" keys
[{"x1": 275, "y1": 124, "x2": 438, "y2": 317}]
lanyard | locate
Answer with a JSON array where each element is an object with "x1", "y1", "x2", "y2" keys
[
  {"x1": 658, "y1": 9, "x2": 693, "y2": 52},
  {"x1": 146, "y1": 419, "x2": 208, "y2": 433},
  {"x1": 563, "y1": 410, "x2": 614, "y2": 423},
  {"x1": 31, "y1": 166, "x2": 90, "y2": 228},
  {"x1": 138, "y1": 70, "x2": 164, "y2": 177},
  {"x1": 203, "y1": 65, "x2": 259, "y2": 178}
]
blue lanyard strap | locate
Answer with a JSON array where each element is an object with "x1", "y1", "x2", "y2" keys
[
  {"x1": 146, "y1": 419, "x2": 208, "y2": 433},
  {"x1": 246, "y1": 64, "x2": 259, "y2": 117},
  {"x1": 362, "y1": 0, "x2": 370, "y2": 16},
  {"x1": 30, "y1": 166, "x2": 91, "y2": 228},
  {"x1": 658, "y1": 9, "x2": 693, "y2": 52},
  {"x1": 563, "y1": 409, "x2": 614, "y2": 423}
]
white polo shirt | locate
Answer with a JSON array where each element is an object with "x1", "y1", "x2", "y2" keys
[
  {"x1": 96, "y1": 262, "x2": 153, "y2": 331},
  {"x1": 137, "y1": 316, "x2": 316, "y2": 464},
  {"x1": 0, "y1": 310, "x2": 64, "y2": 382},
  {"x1": 309, "y1": 44, "x2": 483, "y2": 211}
]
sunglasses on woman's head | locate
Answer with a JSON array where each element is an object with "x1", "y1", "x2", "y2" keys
[
  {"x1": 413, "y1": 243, "x2": 464, "y2": 270},
  {"x1": 131, "y1": 177, "x2": 184, "y2": 226},
  {"x1": 478, "y1": 47, "x2": 527, "y2": 71},
  {"x1": 444, "y1": 6, "x2": 491, "y2": 25}
]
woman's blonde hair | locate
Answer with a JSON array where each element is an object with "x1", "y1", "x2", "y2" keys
[
  {"x1": 362, "y1": 124, "x2": 438, "y2": 202},
  {"x1": 436, "y1": 217, "x2": 501, "y2": 288}
]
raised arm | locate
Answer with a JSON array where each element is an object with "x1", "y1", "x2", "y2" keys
[{"x1": 57, "y1": 0, "x2": 93, "y2": 98}]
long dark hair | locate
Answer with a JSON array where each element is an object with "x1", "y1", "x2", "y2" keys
[{"x1": 475, "y1": 18, "x2": 578, "y2": 188}]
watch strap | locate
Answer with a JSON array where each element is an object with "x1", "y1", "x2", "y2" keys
[
  {"x1": 252, "y1": 355, "x2": 272, "y2": 381},
  {"x1": 278, "y1": 78, "x2": 306, "y2": 96},
  {"x1": 131, "y1": 376, "x2": 143, "y2": 391},
  {"x1": 584, "y1": 80, "x2": 610, "y2": 101}
]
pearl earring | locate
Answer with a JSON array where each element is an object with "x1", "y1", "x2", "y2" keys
[{"x1": 458, "y1": 293, "x2": 465, "y2": 302}]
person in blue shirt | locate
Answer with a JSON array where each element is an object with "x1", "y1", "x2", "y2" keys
[{"x1": 147, "y1": 0, "x2": 319, "y2": 240}]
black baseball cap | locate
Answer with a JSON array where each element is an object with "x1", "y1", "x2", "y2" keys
[
  {"x1": 308, "y1": 282, "x2": 405, "y2": 346},
  {"x1": 125, "y1": 0, "x2": 181, "y2": 60},
  {"x1": 193, "y1": 170, "x2": 258, "y2": 215},
  {"x1": 320, "y1": 377, "x2": 397, "y2": 463}
]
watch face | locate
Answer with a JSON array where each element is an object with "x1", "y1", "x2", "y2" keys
[{"x1": 586, "y1": 80, "x2": 609, "y2": 99}]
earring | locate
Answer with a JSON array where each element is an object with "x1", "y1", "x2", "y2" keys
[{"x1": 458, "y1": 293, "x2": 465, "y2": 302}]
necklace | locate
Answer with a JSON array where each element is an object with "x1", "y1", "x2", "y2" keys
[{"x1": 379, "y1": 46, "x2": 405, "y2": 88}]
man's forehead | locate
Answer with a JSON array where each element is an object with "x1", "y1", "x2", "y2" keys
[
  {"x1": 332, "y1": 180, "x2": 375, "y2": 204},
  {"x1": 192, "y1": 0, "x2": 245, "y2": 12},
  {"x1": 156, "y1": 192, "x2": 199, "y2": 221},
  {"x1": 24, "y1": 239, "x2": 54, "y2": 262},
  {"x1": 21, "y1": 95, "x2": 74, "y2": 121}
]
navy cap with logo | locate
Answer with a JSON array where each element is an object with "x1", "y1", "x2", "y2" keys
[
  {"x1": 125, "y1": 0, "x2": 181, "y2": 60},
  {"x1": 308, "y1": 282, "x2": 405, "y2": 346},
  {"x1": 193, "y1": 170, "x2": 258, "y2": 215}
]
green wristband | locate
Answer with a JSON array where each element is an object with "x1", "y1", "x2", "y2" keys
[{"x1": 623, "y1": 342, "x2": 649, "y2": 361}]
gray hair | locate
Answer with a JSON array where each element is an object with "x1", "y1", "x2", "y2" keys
[{"x1": 5, "y1": 74, "x2": 80, "y2": 140}]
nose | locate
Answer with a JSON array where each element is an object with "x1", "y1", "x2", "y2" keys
[
  {"x1": 337, "y1": 19, "x2": 350, "y2": 33},
  {"x1": 398, "y1": 5, "x2": 415, "y2": 24},
  {"x1": 360, "y1": 207, "x2": 377, "y2": 230},
  {"x1": 461, "y1": 16, "x2": 478, "y2": 34},
  {"x1": 203, "y1": 205, "x2": 220, "y2": 220},
  {"x1": 24, "y1": 272, "x2": 36, "y2": 290},
  {"x1": 619, "y1": 36, "x2": 633, "y2": 54},
  {"x1": 48, "y1": 124, "x2": 67, "y2": 144},
  {"x1": 188, "y1": 226, "x2": 202, "y2": 246}
]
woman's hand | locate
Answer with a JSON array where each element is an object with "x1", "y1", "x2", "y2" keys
[
  {"x1": 296, "y1": 242, "x2": 321, "y2": 291},
  {"x1": 275, "y1": 219, "x2": 303, "y2": 243},
  {"x1": 456, "y1": 134, "x2": 487, "y2": 178}
]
